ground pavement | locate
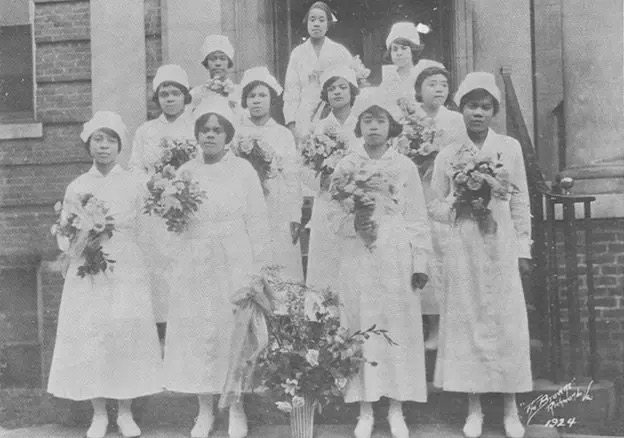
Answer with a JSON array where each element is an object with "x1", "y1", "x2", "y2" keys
[{"x1": 0, "y1": 424, "x2": 571, "y2": 437}]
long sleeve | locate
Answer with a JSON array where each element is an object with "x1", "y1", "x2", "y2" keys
[
  {"x1": 403, "y1": 162, "x2": 432, "y2": 275},
  {"x1": 283, "y1": 48, "x2": 302, "y2": 126},
  {"x1": 508, "y1": 138, "x2": 532, "y2": 259},
  {"x1": 427, "y1": 149, "x2": 455, "y2": 224},
  {"x1": 242, "y1": 162, "x2": 271, "y2": 274},
  {"x1": 280, "y1": 130, "x2": 303, "y2": 223}
]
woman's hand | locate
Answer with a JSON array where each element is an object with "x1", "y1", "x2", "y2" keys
[
  {"x1": 412, "y1": 273, "x2": 429, "y2": 290},
  {"x1": 290, "y1": 222, "x2": 302, "y2": 244}
]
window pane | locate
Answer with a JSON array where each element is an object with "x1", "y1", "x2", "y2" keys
[{"x1": 0, "y1": 25, "x2": 34, "y2": 117}]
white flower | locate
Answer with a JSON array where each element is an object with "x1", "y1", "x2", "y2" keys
[
  {"x1": 305, "y1": 349, "x2": 319, "y2": 367},
  {"x1": 282, "y1": 378, "x2": 299, "y2": 396},
  {"x1": 292, "y1": 396, "x2": 305, "y2": 409},
  {"x1": 276, "y1": 401, "x2": 293, "y2": 413},
  {"x1": 335, "y1": 377, "x2": 348, "y2": 390},
  {"x1": 50, "y1": 224, "x2": 59, "y2": 236},
  {"x1": 54, "y1": 201, "x2": 63, "y2": 213}
]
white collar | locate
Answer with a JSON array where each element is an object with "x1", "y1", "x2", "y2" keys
[{"x1": 87, "y1": 163, "x2": 124, "y2": 177}]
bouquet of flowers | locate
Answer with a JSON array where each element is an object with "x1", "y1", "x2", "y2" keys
[
  {"x1": 255, "y1": 270, "x2": 395, "y2": 413},
  {"x1": 395, "y1": 99, "x2": 442, "y2": 180},
  {"x1": 350, "y1": 55, "x2": 371, "y2": 88},
  {"x1": 50, "y1": 193, "x2": 116, "y2": 278},
  {"x1": 144, "y1": 168, "x2": 207, "y2": 233},
  {"x1": 202, "y1": 77, "x2": 235, "y2": 97},
  {"x1": 153, "y1": 137, "x2": 199, "y2": 175},
  {"x1": 232, "y1": 133, "x2": 277, "y2": 196},
  {"x1": 300, "y1": 125, "x2": 350, "y2": 190},
  {"x1": 330, "y1": 161, "x2": 399, "y2": 251},
  {"x1": 450, "y1": 151, "x2": 515, "y2": 235}
]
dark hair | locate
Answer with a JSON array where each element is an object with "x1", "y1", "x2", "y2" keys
[
  {"x1": 459, "y1": 88, "x2": 500, "y2": 116},
  {"x1": 194, "y1": 113, "x2": 235, "y2": 144},
  {"x1": 320, "y1": 76, "x2": 359, "y2": 106},
  {"x1": 241, "y1": 80, "x2": 279, "y2": 109},
  {"x1": 414, "y1": 66, "x2": 450, "y2": 103},
  {"x1": 85, "y1": 127, "x2": 122, "y2": 154},
  {"x1": 354, "y1": 106, "x2": 403, "y2": 139},
  {"x1": 382, "y1": 37, "x2": 424, "y2": 65},
  {"x1": 303, "y1": 1, "x2": 333, "y2": 28},
  {"x1": 152, "y1": 81, "x2": 192, "y2": 107},
  {"x1": 201, "y1": 51, "x2": 234, "y2": 70},
  {"x1": 240, "y1": 80, "x2": 286, "y2": 124}
]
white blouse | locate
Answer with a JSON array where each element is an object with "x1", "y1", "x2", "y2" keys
[
  {"x1": 283, "y1": 37, "x2": 352, "y2": 134},
  {"x1": 128, "y1": 112, "x2": 195, "y2": 176}
]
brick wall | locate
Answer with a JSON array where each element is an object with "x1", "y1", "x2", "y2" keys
[
  {"x1": 0, "y1": 0, "x2": 92, "y2": 388},
  {"x1": 549, "y1": 218, "x2": 624, "y2": 379}
]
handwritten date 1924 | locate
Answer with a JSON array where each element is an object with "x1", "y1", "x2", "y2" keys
[{"x1": 545, "y1": 417, "x2": 577, "y2": 428}]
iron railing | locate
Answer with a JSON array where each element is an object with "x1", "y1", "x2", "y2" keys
[{"x1": 500, "y1": 67, "x2": 598, "y2": 383}]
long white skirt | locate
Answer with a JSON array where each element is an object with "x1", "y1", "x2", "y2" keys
[
  {"x1": 306, "y1": 192, "x2": 341, "y2": 290},
  {"x1": 137, "y1": 214, "x2": 174, "y2": 323},
  {"x1": 164, "y1": 231, "x2": 253, "y2": 394},
  {"x1": 336, "y1": 215, "x2": 427, "y2": 403},
  {"x1": 47, "y1": 233, "x2": 163, "y2": 400},
  {"x1": 434, "y1": 200, "x2": 533, "y2": 393}
]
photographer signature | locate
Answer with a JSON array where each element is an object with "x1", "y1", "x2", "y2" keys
[{"x1": 524, "y1": 380, "x2": 593, "y2": 425}]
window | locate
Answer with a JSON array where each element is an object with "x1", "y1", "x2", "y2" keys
[{"x1": 0, "y1": 0, "x2": 34, "y2": 123}]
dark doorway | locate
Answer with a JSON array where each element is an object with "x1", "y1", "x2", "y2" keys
[{"x1": 273, "y1": 0, "x2": 453, "y2": 87}]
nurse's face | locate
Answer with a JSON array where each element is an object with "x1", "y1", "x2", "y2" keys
[
  {"x1": 307, "y1": 8, "x2": 328, "y2": 39},
  {"x1": 390, "y1": 43, "x2": 413, "y2": 68},
  {"x1": 157, "y1": 84, "x2": 186, "y2": 117},
  {"x1": 360, "y1": 110, "x2": 391, "y2": 147},
  {"x1": 462, "y1": 95, "x2": 495, "y2": 134},
  {"x1": 89, "y1": 129, "x2": 120, "y2": 165},
  {"x1": 205, "y1": 51, "x2": 230, "y2": 79},
  {"x1": 420, "y1": 74, "x2": 449, "y2": 108},
  {"x1": 246, "y1": 84, "x2": 271, "y2": 119},
  {"x1": 327, "y1": 77, "x2": 351, "y2": 110},
  {"x1": 197, "y1": 115, "x2": 228, "y2": 159}
]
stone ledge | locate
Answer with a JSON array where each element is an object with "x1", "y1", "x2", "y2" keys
[{"x1": 0, "y1": 123, "x2": 43, "y2": 141}]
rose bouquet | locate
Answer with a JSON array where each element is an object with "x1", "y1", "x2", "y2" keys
[
  {"x1": 232, "y1": 133, "x2": 277, "y2": 196},
  {"x1": 153, "y1": 137, "x2": 199, "y2": 175},
  {"x1": 50, "y1": 193, "x2": 116, "y2": 278},
  {"x1": 255, "y1": 269, "x2": 395, "y2": 414},
  {"x1": 395, "y1": 99, "x2": 442, "y2": 181},
  {"x1": 300, "y1": 125, "x2": 350, "y2": 190},
  {"x1": 450, "y1": 152, "x2": 515, "y2": 235},
  {"x1": 330, "y1": 161, "x2": 399, "y2": 251},
  {"x1": 144, "y1": 168, "x2": 206, "y2": 233},
  {"x1": 202, "y1": 77, "x2": 235, "y2": 97}
]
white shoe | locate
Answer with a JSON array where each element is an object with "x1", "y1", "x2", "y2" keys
[
  {"x1": 388, "y1": 410, "x2": 409, "y2": 438},
  {"x1": 462, "y1": 413, "x2": 483, "y2": 438},
  {"x1": 191, "y1": 414, "x2": 215, "y2": 438},
  {"x1": 116, "y1": 414, "x2": 141, "y2": 437},
  {"x1": 228, "y1": 408, "x2": 248, "y2": 438},
  {"x1": 353, "y1": 413, "x2": 374, "y2": 438},
  {"x1": 86, "y1": 414, "x2": 108, "y2": 438},
  {"x1": 504, "y1": 414, "x2": 525, "y2": 438}
]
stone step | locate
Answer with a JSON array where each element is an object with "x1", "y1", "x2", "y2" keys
[{"x1": 0, "y1": 423, "x2": 561, "y2": 438}]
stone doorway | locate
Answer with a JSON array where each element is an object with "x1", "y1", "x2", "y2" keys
[{"x1": 272, "y1": 0, "x2": 455, "y2": 87}]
